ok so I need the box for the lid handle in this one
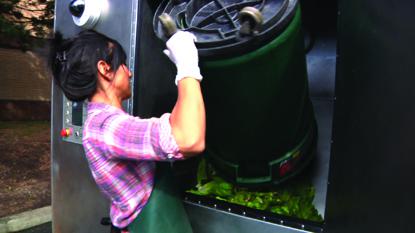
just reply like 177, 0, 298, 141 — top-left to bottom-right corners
158, 13, 178, 38
239, 7, 263, 36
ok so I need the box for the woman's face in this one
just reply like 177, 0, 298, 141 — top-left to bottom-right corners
113, 64, 132, 100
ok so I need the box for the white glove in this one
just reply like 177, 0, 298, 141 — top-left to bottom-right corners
163, 31, 203, 85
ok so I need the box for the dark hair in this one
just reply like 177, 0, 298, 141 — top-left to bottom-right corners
50, 30, 127, 101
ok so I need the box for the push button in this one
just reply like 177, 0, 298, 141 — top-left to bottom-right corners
61, 128, 73, 138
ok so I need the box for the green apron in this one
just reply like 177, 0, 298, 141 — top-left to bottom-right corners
128, 163, 194, 233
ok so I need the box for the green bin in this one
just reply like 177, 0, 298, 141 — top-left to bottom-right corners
154, 0, 316, 186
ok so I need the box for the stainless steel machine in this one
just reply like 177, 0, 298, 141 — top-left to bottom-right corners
52, 0, 175, 232
51, 0, 415, 233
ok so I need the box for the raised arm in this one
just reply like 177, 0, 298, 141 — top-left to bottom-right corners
163, 31, 206, 157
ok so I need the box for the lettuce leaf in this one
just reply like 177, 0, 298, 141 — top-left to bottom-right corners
186, 158, 323, 222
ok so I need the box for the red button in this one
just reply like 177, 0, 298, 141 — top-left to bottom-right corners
61, 128, 72, 137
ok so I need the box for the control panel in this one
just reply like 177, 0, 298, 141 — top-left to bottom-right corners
61, 96, 87, 144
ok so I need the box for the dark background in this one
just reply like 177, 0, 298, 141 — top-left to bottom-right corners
325, 1, 415, 233
299, 1, 415, 232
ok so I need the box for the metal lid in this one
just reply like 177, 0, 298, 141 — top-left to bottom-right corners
153, 0, 298, 59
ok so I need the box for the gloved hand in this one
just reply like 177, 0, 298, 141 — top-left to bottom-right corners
163, 31, 203, 85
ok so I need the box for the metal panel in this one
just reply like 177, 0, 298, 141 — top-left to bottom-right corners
310, 99, 333, 218
184, 202, 310, 233
52, 1, 140, 232
52, 88, 109, 233
325, 1, 415, 233
307, 35, 337, 217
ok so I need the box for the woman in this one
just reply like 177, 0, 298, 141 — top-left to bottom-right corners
51, 29, 205, 233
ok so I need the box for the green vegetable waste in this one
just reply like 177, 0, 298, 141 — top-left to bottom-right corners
186, 159, 323, 222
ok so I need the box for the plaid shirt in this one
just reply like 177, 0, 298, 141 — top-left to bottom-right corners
82, 102, 184, 228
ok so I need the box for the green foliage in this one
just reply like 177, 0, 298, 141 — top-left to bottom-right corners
187, 158, 323, 222
0, 0, 54, 48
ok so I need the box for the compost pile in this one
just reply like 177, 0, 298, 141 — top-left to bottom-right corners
187, 159, 323, 222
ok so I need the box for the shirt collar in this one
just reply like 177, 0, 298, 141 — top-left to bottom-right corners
87, 102, 126, 113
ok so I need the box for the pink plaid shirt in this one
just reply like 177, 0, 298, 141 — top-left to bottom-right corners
82, 102, 184, 228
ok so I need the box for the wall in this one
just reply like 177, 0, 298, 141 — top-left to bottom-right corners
0, 47, 51, 120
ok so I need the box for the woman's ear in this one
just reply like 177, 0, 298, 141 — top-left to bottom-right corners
97, 60, 113, 81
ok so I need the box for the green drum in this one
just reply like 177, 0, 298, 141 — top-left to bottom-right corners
154, 0, 316, 186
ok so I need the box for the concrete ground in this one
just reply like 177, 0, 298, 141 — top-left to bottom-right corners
0, 207, 51, 233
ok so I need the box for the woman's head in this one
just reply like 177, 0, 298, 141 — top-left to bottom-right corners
50, 30, 127, 101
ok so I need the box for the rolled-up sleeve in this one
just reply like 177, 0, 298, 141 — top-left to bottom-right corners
159, 113, 184, 160
101, 112, 184, 161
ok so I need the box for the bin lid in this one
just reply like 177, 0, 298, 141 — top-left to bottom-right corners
153, 0, 298, 59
